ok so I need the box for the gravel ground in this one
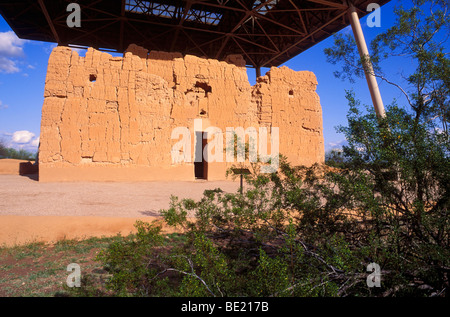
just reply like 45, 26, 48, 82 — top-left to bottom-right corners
0, 175, 240, 246
0, 175, 240, 217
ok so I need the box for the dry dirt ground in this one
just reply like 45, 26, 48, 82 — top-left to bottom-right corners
0, 159, 240, 247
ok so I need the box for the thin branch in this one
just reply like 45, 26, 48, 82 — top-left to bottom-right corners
372, 72, 413, 108
164, 268, 217, 297
154, 255, 217, 297
344, 54, 414, 108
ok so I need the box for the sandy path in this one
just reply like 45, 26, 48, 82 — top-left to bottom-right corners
0, 215, 175, 246
0, 175, 240, 217
0, 174, 240, 247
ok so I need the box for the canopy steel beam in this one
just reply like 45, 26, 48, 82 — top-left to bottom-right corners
37, 0, 60, 43
0, 0, 391, 68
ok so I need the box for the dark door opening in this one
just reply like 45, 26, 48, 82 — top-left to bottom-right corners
194, 131, 208, 179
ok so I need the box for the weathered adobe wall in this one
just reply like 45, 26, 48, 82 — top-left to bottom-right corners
38, 44, 324, 182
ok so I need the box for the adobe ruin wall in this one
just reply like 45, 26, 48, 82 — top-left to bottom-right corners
38, 44, 324, 182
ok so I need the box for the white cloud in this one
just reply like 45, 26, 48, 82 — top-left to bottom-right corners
1, 131, 39, 153
0, 56, 20, 73
0, 31, 26, 57
0, 31, 27, 74
12, 130, 35, 144
31, 137, 40, 147
326, 139, 348, 151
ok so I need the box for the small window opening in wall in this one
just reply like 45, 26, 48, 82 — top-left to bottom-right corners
289, 89, 294, 97
195, 82, 212, 96
89, 74, 97, 82
199, 109, 207, 116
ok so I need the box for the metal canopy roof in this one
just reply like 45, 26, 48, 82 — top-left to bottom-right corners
0, 0, 390, 68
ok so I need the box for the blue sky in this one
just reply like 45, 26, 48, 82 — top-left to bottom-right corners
0, 0, 410, 153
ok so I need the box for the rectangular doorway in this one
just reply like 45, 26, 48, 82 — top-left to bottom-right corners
194, 131, 208, 180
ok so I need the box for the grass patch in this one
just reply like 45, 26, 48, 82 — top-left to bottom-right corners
0, 235, 127, 297
0, 232, 187, 297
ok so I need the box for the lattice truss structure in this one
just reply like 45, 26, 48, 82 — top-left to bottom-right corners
0, 0, 389, 68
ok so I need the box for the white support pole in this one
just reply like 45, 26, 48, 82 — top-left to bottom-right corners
348, 4, 386, 118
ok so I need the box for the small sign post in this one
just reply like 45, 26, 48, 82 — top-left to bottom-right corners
231, 168, 251, 194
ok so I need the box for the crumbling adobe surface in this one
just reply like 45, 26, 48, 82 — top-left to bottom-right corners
39, 45, 324, 182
